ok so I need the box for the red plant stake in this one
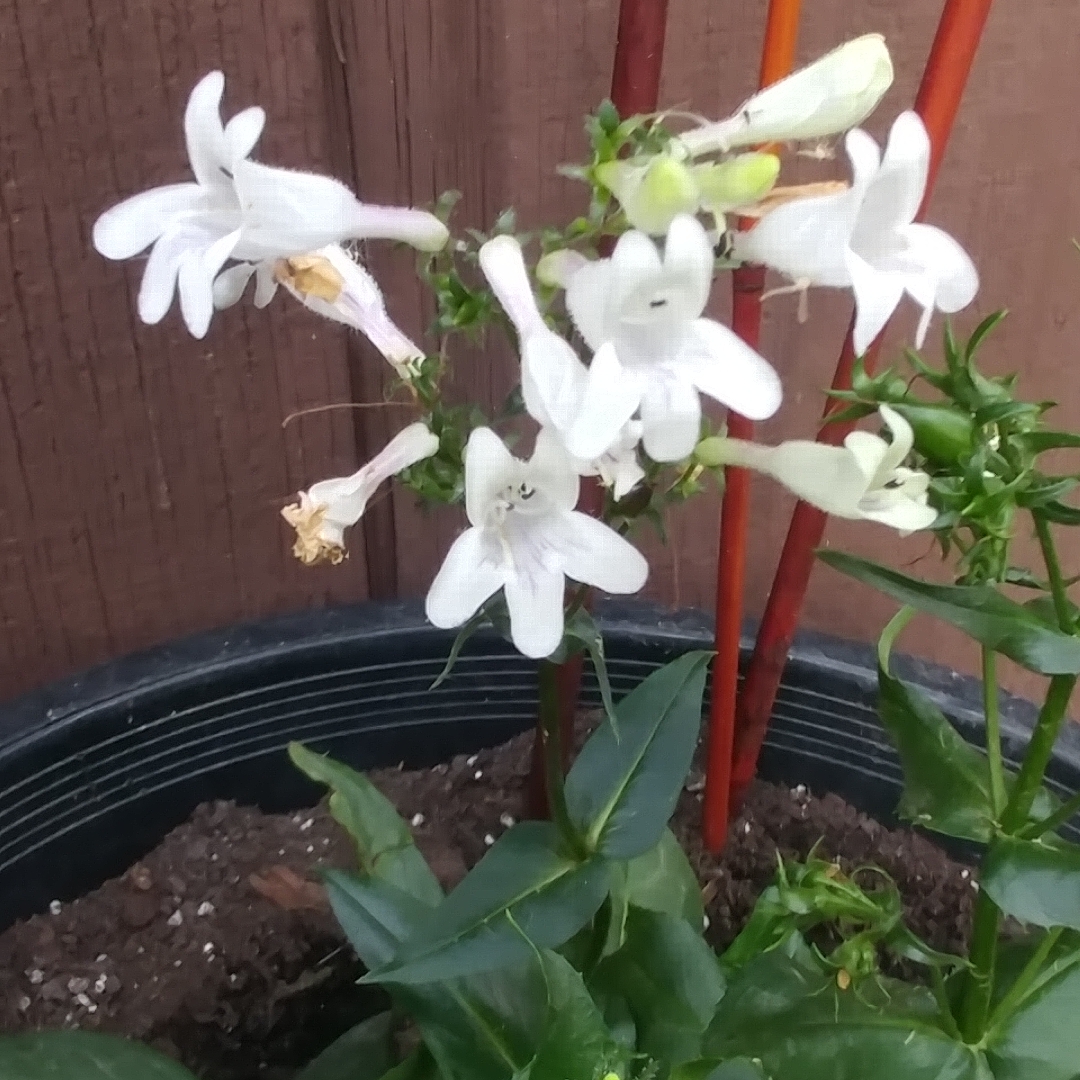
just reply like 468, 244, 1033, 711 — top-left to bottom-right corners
704, 0, 804, 854
727, 0, 995, 817
528, 0, 670, 817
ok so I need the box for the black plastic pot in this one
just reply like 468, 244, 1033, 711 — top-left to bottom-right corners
2, 600, 1078, 931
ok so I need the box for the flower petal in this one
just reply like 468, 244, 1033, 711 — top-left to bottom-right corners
212, 262, 256, 309
177, 228, 241, 338
426, 528, 506, 629
350, 205, 449, 252
842, 430, 890, 484
752, 440, 872, 518
640, 374, 702, 462
662, 214, 714, 319
895, 223, 979, 346
845, 249, 906, 356
137, 221, 220, 325
93, 183, 204, 260
464, 427, 516, 529
565, 343, 644, 461
536, 249, 591, 289
609, 229, 666, 316
224, 106, 266, 164
528, 428, 580, 512
184, 71, 229, 188
558, 511, 648, 594
566, 259, 616, 352
860, 497, 939, 535
504, 564, 566, 659
254, 261, 278, 307
681, 319, 782, 420
522, 331, 588, 431
875, 404, 915, 478
479, 235, 547, 340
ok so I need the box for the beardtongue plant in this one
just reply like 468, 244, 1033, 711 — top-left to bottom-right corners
8, 32, 1080, 1080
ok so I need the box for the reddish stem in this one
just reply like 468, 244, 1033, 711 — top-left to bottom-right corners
703, 0, 803, 854
527, 0, 669, 819
728, 0, 995, 815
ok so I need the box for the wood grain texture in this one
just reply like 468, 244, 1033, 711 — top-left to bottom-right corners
0, 0, 366, 698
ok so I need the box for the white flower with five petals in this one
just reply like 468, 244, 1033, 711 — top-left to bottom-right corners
425, 428, 648, 658
733, 111, 978, 356
282, 422, 439, 565
563, 214, 782, 462
704, 404, 938, 534
93, 71, 448, 339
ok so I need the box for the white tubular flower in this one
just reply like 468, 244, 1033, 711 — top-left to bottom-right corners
214, 244, 425, 378
679, 34, 894, 155
708, 404, 938, 534
565, 214, 782, 462
283, 422, 439, 566
478, 236, 640, 464
93, 71, 448, 339
733, 111, 979, 356
425, 428, 648, 659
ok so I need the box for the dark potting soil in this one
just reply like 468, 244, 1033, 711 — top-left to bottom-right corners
0, 724, 976, 1079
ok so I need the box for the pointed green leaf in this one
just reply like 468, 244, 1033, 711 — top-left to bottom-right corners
820, 551, 1080, 675
0, 1033, 198, 1080
289, 743, 442, 905
368, 821, 607, 984
562, 609, 618, 729
593, 907, 725, 1065
431, 606, 490, 689
566, 652, 712, 858
623, 827, 704, 929
1018, 431, 1080, 454
376, 1045, 439, 1080
294, 1012, 396, 1080
982, 836, 1080, 931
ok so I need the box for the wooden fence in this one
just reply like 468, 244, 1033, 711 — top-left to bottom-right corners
1, 0, 1078, 700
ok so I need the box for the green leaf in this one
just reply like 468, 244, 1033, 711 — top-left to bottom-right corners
1018, 431, 1080, 454
289, 744, 443, 906
593, 907, 725, 1065
1034, 500, 1080, 526
819, 551, 1080, 675
877, 665, 997, 842
561, 609, 618, 730
0, 1033, 198, 1080
566, 651, 712, 858
623, 827, 704, 929
987, 946, 1080, 1080
294, 1012, 396, 1080
430, 606, 490, 689
525, 951, 624, 1080
706, 936, 987, 1079
982, 835, 1080, 931
965, 309, 1008, 362
377, 1045, 440, 1080
367, 821, 608, 984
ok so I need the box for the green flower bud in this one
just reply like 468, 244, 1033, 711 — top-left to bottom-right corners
596, 155, 699, 235
693, 435, 732, 468
888, 402, 975, 467
694, 152, 781, 214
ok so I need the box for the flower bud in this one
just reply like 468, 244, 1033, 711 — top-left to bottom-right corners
679, 34, 893, 155
596, 155, 700, 235
693, 435, 733, 468
888, 402, 975, 467
694, 152, 780, 215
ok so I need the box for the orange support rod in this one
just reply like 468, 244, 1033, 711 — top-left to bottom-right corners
703, 0, 803, 853
728, 0, 995, 816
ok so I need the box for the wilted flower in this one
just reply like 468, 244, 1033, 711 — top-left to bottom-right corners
679, 34, 894, 155
283, 422, 439, 565
425, 428, 648, 658
699, 404, 937, 534
564, 214, 782, 461
93, 71, 448, 339
734, 111, 978, 355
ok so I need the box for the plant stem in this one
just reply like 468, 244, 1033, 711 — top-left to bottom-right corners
982, 647, 1007, 816
1034, 515, 1074, 632
537, 659, 585, 855
958, 889, 1001, 1042
985, 927, 1064, 1033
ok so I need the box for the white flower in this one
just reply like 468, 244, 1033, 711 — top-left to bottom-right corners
706, 404, 938, 534
93, 71, 448, 339
283, 422, 439, 565
425, 428, 648, 658
214, 244, 425, 378
733, 111, 979, 356
564, 214, 782, 462
572, 421, 646, 501
678, 34, 894, 155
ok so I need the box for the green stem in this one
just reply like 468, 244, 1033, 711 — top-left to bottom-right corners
958, 889, 1002, 1042
1034, 515, 1074, 632
1019, 787, 1080, 840
537, 660, 585, 856
985, 927, 1064, 1034
982, 647, 1007, 816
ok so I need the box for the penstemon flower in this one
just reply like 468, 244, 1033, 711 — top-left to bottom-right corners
425, 428, 648, 658
282, 422, 440, 566
699, 404, 938, 534
733, 111, 979, 355
678, 34, 894, 155
93, 71, 448, 339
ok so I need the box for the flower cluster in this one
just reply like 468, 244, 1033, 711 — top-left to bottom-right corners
94, 35, 978, 659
